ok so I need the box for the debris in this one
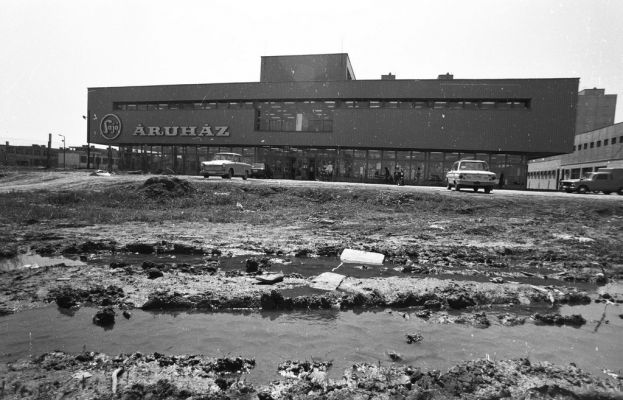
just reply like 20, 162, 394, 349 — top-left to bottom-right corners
311, 272, 346, 291
490, 277, 504, 284
244, 257, 271, 274
424, 299, 442, 310
147, 268, 164, 279
406, 333, 423, 344
415, 310, 431, 319
497, 313, 526, 326
245, 258, 261, 273
331, 262, 344, 272
111, 367, 124, 394
255, 273, 284, 285
472, 312, 491, 328
402, 264, 430, 274
93, 307, 116, 327
278, 360, 332, 379
602, 369, 621, 380
339, 249, 384, 265
122, 310, 131, 319
532, 313, 586, 327
387, 351, 402, 361
530, 285, 556, 304
71, 371, 93, 380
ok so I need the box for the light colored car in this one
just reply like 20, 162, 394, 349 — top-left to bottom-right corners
446, 159, 497, 193
200, 153, 252, 179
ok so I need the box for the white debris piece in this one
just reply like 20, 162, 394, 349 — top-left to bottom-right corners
311, 272, 346, 291
340, 249, 384, 265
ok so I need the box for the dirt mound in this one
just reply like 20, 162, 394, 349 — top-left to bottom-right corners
139, 176, 195, 197
6, 351, 619, 399
48, 285, 125, 308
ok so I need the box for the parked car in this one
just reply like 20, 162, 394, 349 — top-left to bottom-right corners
89, 170, 112, 176
560, 168, 623, 194
200, 153, 252, 179
446, 159, 497, 193
249, 162, 273, 179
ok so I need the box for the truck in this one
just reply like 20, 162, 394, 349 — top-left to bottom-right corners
560, 168, 623, 195
446, 159, 498, 193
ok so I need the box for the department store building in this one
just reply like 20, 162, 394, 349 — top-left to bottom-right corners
87, 53, 579, 187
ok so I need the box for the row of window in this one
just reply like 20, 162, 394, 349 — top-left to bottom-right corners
254, 101, 335, 132
576, 136, 621, 151
2, 147, 47, 155
113, 98, 531, 112
118, 145, 527, 184
528, 170, 557, 179
529, 165, 609, 181
112, 99, 531, 134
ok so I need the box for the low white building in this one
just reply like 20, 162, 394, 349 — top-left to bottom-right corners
57, 146, 119, 170
528, 122, 623, 190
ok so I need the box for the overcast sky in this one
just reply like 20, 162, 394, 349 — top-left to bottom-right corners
1, 0, 622, 148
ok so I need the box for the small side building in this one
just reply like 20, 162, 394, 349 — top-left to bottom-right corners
528, 122, 623, 190
528, 88, 621, 190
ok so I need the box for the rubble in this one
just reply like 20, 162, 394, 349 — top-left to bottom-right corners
532, 313, 587, 327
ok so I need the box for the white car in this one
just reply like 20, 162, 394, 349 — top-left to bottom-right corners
446, 159, 497, 193
200, 153, 252, 179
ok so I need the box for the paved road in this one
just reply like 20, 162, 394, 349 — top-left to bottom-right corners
1, 170, 621, 201
235, 177, 623, 201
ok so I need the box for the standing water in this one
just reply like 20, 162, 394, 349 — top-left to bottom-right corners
1, 298, 621, 384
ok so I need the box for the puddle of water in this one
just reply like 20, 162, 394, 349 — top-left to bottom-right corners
89, 254, 599, 290
0, 254, 85, 272
92, 254, 406, 279
1, 302, 621, 384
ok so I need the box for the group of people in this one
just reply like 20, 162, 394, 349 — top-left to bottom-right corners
384, 166, 405, 186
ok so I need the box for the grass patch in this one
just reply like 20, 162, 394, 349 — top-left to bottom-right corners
1, 181, 622, 228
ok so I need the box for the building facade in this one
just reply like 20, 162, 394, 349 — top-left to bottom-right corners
57, 146, 119, 170
1, 144, 58, 168
575, 88, 617, 134
527, 122, 623, 190
87, 54, 579, 187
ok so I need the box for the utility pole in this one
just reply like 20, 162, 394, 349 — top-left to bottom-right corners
47, 133, 51, 169
85, 110, 91, 169
107, 145, 112, 173
58, 134, 66, 169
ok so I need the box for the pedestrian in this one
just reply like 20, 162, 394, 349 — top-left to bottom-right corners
384, 167, 391, 184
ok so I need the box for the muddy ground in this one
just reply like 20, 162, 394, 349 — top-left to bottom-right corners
1, 170, 622, 399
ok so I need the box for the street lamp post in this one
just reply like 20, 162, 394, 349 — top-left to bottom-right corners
83, 112, 91, 169
58, 134, 66, 169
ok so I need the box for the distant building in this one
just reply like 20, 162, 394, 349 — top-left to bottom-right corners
0, 142, 120, 171
0, 144, 58, 168
57, 146, 119, 170
527, 122, 623, 190
87, 53, 580, 187
575, 88, 617, 134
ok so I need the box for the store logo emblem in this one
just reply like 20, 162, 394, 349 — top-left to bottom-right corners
100, 114, 122, 140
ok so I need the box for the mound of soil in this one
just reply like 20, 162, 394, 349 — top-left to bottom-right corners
139, 176, 195, 197
49, 285, 125, 309
3, 351, 620, 399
